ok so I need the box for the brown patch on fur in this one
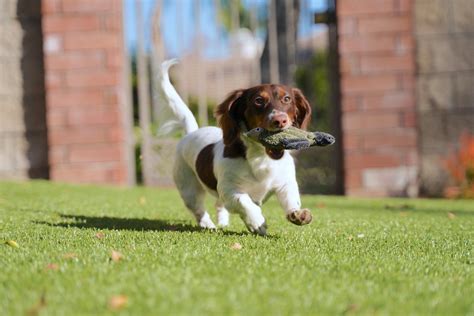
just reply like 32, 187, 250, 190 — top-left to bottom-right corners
196, 143, 218, 191
292, 88, 312, 129
215, 89, 247, 158
265, 148, 284, 160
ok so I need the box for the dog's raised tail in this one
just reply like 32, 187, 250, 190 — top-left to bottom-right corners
157, 59, 198, 135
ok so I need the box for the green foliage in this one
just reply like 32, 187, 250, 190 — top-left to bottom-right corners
187, 95, 218, 127
295, 51, 330, 131
294, 51, 338, 194
1, 181, 473, 315
218, 0, 254, 31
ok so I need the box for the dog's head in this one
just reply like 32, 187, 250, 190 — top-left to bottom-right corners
215, 84, 312, 159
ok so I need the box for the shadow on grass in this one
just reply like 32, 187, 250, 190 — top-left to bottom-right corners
35, 214, 276, 238
383, 204, 474, 217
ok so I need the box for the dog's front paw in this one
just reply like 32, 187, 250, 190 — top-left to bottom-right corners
287, 209, 312, 226
246, 221, 267, 236
241, 214, 267, 236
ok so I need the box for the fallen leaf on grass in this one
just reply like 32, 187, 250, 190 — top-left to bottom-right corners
111, 250, 123, 262
139, 196, 146, 205
317, 203, 326, 208
95, 232, 105, 239
45, 263, 59, 271
63, 253, 78, 260
26, 293, 46, 316
347, 235, 353, 241
5, 240, 19, 248
357, 234, 365, 238
448, 212, 456, 219
108, 295, 128, 311
343, 303, 359, 314
230, 242, 242, 250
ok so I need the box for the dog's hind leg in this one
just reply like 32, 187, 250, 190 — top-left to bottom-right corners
173, 161, 216, 229
215, 199, 230, 228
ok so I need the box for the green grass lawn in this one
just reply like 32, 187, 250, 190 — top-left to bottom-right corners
1, 181, 473, 315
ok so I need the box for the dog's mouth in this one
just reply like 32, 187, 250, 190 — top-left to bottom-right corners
265, 148, 284, 160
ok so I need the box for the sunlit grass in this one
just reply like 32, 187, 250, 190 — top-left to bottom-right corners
1, 181, 472, 315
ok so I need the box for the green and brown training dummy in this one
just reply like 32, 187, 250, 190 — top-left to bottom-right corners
244, 126, 335, 151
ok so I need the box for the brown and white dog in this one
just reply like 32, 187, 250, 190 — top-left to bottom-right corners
159, 60, 313, 236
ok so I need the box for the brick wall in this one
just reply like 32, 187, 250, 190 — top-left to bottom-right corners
42, 0, 134, 185
0, 0, 48, 179
415, 0, 474, 196
337, 0, 418, 196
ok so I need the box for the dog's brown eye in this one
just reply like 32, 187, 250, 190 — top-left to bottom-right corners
283, 95, 291, 103
255, 97, 265, 106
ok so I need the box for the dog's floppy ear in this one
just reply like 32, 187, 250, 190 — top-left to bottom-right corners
215, 89, 246, 146
292, 88, 312, 130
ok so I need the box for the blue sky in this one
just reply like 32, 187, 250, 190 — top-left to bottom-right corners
124, 0, 327, 58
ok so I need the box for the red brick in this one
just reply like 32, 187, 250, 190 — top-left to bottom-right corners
341, 96, 360, 112
43, 0, 129, 186
106, 51, 123, 68
399, 73, 415, 91
341, 75, 399, 94
69, 144, 122, 163
344, 134, 362, 150
343, 111, 401, 131
104, 13, 122, 31
67, 107, 119, 126
345, 152, 404, 169
339, 35, 396, 54
61, 0, 113, 12
45, 72, 64, 89
46, 108, 67, 127
362, 129, 417, 148
48, 90, 104, 108
361, 92, 414, 110
49, 147, 68, 164
43, 15, 101, 32
63, 32, 120, 50
46, 52, 104, 70
340, 55, 360, 75
107, 127, 124, 142
104, 90, 120, 105
66, 70, 119, 88
360, 55, 414, 73
110, 167, 126, 182
397, 0, 413, 12
338, 17, 357, 35
345, 170, 362, 187
42, 0, 61, 14
51, 165, 115, 184
338, 0, 395, 16
401, 109, 417, 128
396, 35, 414, 53
49, 127, 119, 145
358, 16, 411, 34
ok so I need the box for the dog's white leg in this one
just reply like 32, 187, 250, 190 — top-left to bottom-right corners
174, 158, 216, 229
215, 199, 230, 228
275, 180, 312, 226
222, 193, 266, 236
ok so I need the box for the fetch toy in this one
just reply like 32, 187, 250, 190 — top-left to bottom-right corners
244, 126, 335, 150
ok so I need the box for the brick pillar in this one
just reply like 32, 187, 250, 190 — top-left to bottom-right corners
42, 0, 134, 185
0, 1, 48, 180
337, 0, 418, 196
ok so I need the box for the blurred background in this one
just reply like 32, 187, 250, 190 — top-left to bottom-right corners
0, 0, 473, 198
